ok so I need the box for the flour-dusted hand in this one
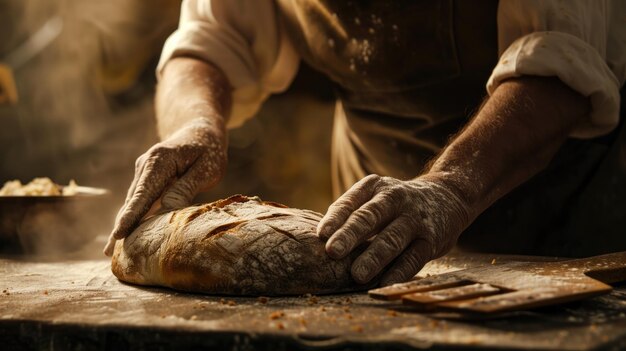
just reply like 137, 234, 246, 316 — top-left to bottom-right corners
318, 174, 470, 286
103, 118, 227, 256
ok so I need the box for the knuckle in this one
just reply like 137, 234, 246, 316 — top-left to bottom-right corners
351, 207, 379, 229
134, 154, 147, 169
327, 203, 351, 222
382, 228, 408, 253
337, 225, 360, 244
363, 174, 380, 183
364, 252, 382, 270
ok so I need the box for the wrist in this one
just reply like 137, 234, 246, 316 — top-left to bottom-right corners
407, 175, 474, 233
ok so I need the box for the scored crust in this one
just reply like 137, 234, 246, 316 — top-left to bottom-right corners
111, 195, 368, 295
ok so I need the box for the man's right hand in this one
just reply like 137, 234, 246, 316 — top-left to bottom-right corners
103, 118, 227, 256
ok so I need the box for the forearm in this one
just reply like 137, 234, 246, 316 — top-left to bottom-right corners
422, 76, 590, 220
156, 56, 232, 140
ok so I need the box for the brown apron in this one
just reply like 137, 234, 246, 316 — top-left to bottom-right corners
275, 0, 626, 257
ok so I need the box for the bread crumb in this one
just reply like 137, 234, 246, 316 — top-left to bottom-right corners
491, 259, 497, 265
276, 322, 285, 330
43, 290, 49, 295
270, 311, 285, 320
307, 295, 319, 305
386, 310, 398, 317
190, 315, 198, 320
257, 296, 269, 304
227, 300, 236, 306
351, 325, 364, 333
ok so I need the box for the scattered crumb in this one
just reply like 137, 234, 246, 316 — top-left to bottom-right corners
270, 311, 285, 320
491, 258, 497, 265
219, 298, 236, 306
43, 290, 49, 295
345, 297, 352, 304
345, 313, 353, 320
318, 307, 327, 312
257, 296, 269, 304
276, 322, 285, 330
298, 318, 307, 326
190, 315, 198, 320
386, 310, 398, 317
351, 325, 364, 333
307, 295, 319, 305
342, 306, 351, 312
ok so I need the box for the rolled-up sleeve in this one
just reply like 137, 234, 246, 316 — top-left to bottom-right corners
488, 0, 626, 138
157, 0, 300, 128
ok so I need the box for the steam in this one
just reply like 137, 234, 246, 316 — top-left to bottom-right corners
0, 0, 180, 258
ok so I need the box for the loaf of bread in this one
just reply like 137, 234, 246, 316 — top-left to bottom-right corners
111, 195, 369, 295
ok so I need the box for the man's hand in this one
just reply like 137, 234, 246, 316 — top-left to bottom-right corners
103, 118, 226, 256
103, 57, 231, 256
318, 174, 470, 286
318, 76, 589, 286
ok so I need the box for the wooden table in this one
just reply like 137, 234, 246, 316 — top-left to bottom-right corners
1, 251, 625, 350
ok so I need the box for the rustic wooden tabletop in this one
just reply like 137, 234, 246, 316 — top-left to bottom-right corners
1, 251, 625, 350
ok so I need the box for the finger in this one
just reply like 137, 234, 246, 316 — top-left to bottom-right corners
161, 159, 209, 209
104, 156, 148, 256
317, 174, 380, 239
115, 155, 148, 224
350, 217, 415, 284
379, 239, 435, 286
110, 156, 175, 240
103, 234, 117, 256
325, 190, 396, 259
125, 155, 148, 203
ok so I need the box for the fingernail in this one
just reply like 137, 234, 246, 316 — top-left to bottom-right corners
330, 240, 346, 256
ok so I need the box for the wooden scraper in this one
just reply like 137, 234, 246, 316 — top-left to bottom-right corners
369, 251, 626, 314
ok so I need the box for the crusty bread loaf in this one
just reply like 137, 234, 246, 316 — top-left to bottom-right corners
112, 195, 368, 295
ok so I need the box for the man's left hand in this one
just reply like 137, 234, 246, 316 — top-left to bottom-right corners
318, 174, 470, 286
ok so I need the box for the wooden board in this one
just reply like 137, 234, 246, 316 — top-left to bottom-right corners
1, 251, 626, 350
371, 252, 626, 314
